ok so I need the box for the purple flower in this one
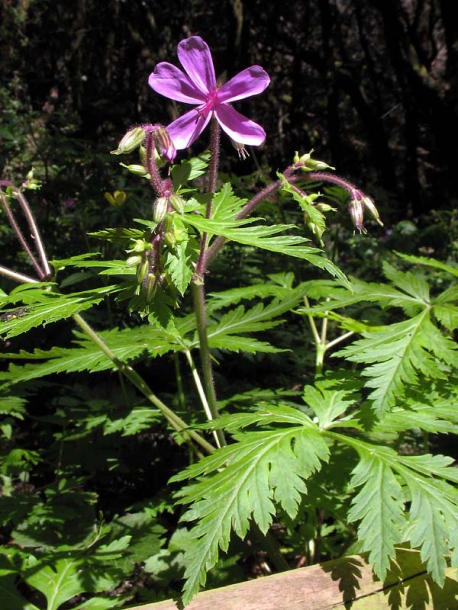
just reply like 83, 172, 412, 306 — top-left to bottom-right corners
148, 36, 270, 150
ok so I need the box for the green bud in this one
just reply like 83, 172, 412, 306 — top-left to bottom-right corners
153, 197, 169, 223
294, 151, 312, 164
163, 231, 177, 248
144, 273, 158, 302
315, 203, 334, 213
128, 239, 150, 253
169, 193, 184, 214
294, 149, 335, 172
23, 168, 42, 190
362, 197, 383, 226
125, 255, 142, 267
136, 258, 149, 283
111, 126, 145, 155
119, 163, 149, 177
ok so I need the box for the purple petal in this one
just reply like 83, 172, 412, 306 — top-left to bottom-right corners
177, 36, 216, 96
218, 66, 270, 103
148, 63, 206, 104
166, 108, 212, 149
215, 104, 266, 146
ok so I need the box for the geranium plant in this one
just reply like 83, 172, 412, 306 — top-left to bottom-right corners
0, 35, 457, 609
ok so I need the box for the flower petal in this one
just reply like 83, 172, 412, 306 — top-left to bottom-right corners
215, 104, 266, 146
148, 63, 206, 104
177, 36, 216, 96
166, 108, 212, 149
218, 66, 270, 103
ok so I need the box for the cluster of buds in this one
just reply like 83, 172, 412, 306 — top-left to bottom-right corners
348, 189, 383, 234
152, 193, 184, 224
111, 125, 175, 161
111, 124, 176, 180
293, 150, 334, 172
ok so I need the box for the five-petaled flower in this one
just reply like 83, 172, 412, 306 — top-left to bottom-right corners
148, 36, 270, 151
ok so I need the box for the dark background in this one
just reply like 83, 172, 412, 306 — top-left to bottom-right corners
1, 0, 457, 225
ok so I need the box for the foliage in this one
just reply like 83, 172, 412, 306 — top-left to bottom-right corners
1, 29, 458, 609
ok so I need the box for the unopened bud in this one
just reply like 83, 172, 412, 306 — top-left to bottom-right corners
23, 168, 41, 191
154, 127, 176, 164
126, 255, 142, 267
306, 221, 325, 242
315, 203, 334, 213
128, 239, 150, 253
119, 163, 149, 177
136, 258, 149, 283
294, 150, 334, 172
111, 126, 145, 155
163, 231, 177, 248
169, 193, 184, 214
362, 197, 383, 226
144, 272, 158, 302
153, 197, 169, 223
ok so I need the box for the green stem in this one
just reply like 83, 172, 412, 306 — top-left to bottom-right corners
184, 348, 222, 448
191, 283, 226, 448
72, 312, 215, 456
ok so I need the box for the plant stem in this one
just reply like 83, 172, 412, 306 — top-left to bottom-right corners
191, 283, 226, 448
14, 187, 52, 278
0, 189, 46, 279
72, 312, 215, 456
0, 265, 39, 284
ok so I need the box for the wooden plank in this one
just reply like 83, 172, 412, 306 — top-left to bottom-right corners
127, 549, 458, 610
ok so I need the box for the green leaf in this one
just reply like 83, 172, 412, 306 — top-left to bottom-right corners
170, 405, 329, 604
0, 551, 40, 610
347, 450, 406, 578
396, 252, 458, 278
302, 382, 358, 430
171, 152, 210, 188
0, 325, 181, 387
165, 238, 194, 295
181, 210, 347, 284
336, 312, 458, 415
332, 433, 458, 586
0, 284, 119, 339
23, 536, 131, 610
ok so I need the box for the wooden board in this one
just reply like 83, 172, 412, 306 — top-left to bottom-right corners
127, 549, 458, 609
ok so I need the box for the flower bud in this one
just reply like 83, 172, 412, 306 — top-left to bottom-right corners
128, 239, 150, 253
111, 126, 145, 155
125, 255, 142, 267
23, 168, 42, 191
315, 203, 334, 213
294, 150, 334, 172
144, 272, 158, 302
362, 197, 383, 226
153, 197, 169, 223
119, 163, 149, 177
169, 193, 184, 214
163, 231, 177, 248
136, 258, 149, 283
154, 127, 176, 164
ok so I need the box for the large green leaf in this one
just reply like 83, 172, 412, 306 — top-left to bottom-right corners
170, 405, 330, 604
